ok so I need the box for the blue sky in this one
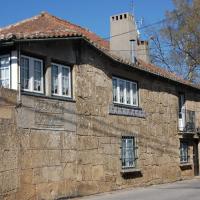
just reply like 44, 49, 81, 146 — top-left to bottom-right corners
0, 0, 174, 39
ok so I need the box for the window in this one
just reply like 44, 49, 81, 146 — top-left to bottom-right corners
21, 55, 43, 93
51, 63, 71, 97
121, 136, 137, 169
180, 142, 189, 164
112, 77, 138, 106
0, 55, 10, 88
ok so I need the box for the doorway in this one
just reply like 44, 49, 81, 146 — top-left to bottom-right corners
193, 140, 199, 176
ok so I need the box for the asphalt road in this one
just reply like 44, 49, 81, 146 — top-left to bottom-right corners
73, 178, 200, 200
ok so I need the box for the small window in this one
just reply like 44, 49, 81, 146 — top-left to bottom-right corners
51, 63, 71, 98
116, 16, 118, 20
124, 14, 127, 19
112, 77, 138, 106
21, 55, 43, 93
120, 15, 123, 20
0, 55, 10, 88
180, 141, 189, 164
121, 136, 137, 169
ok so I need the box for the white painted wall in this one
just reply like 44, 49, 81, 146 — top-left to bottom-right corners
110, 13, 138, 62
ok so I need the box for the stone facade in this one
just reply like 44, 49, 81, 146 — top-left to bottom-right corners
0, 39, 200, 200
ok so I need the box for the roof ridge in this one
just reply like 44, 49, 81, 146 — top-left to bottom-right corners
42, 12, 108, 44
0, 13, 43, 32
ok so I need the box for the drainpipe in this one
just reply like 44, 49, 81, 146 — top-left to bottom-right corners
17, 44, 22, 106
130, 39, 136, 64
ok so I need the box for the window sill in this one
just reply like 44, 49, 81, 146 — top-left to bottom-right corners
178, 131, 196, 135
113, 102, 141, 110
121, 168, 141, 174
22, 91, 76, 102
180, 163, 192, 169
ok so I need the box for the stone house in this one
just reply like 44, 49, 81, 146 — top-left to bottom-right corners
0, 12, 200, 200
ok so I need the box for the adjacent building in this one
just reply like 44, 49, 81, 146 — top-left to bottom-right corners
0, 12, 199, 200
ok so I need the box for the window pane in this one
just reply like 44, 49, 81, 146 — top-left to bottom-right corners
0, 56, 10, 88
34, 60, 42, 91
112, 77, 138, 106
52, 65, 58, 94
119, 80, 125, 103
180, 142, 188, 163
112, 78, 118, 102
132, 83, 137, 105
21, 57, 29, 90
122, 137, 135, 168
62, 67, 70, 96
122, 139, 126, 167
126, 81, 131, 104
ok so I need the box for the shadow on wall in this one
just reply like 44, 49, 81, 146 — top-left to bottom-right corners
122, 171, 143, 179
0, 92, 180, 157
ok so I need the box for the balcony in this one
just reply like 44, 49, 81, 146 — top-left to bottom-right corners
178, 109, 196, 133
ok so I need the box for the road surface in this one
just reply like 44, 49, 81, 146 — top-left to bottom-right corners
73, 178, 200, 200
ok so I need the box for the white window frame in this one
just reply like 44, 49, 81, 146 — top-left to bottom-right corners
51, 63, 71, 98
121, 136, 138, 169
21, 55, 44, 94
0, 54, 10, 89
112, 77, 138, 106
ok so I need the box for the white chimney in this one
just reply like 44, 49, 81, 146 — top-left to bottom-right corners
110, 12, 150, 63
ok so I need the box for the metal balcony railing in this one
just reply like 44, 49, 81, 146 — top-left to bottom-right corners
179, 109, 196, 133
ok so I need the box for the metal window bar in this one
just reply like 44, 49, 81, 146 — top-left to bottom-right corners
185, 110, 196, 132
121, 136, 138, 169
179, 109, 196, 132
180, 142, 189, 164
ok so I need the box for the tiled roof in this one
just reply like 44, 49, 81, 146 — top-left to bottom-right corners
0, 12, 109, 49
0, 12, 199, 90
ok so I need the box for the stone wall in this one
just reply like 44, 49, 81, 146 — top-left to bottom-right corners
74, 43, 200, 195
0, 89, 19, 199
0, 89, 79, 200
74, 62, 181, 195
0, 40, 200, 199
16, 95, 77, 200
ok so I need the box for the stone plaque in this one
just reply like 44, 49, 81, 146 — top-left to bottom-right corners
34, 100, 64, 128
109, 104, 146, 118
34, 100, 64, 113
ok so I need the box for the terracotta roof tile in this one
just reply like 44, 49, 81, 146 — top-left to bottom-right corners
0, 12, 199, 90
0, 12, 109, 49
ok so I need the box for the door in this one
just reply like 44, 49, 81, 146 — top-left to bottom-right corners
178, 93, 186, 131
193, 141, 199, 176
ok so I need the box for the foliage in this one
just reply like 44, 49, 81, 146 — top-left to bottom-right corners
149, 0, 200, 83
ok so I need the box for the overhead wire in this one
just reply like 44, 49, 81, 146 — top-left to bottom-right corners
96, 5, 198, 43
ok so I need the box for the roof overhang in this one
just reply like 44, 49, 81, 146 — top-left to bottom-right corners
0, 36, 199, 91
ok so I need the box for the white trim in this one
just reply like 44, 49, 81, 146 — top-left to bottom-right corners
51, 63, 71, 98
112, 76, 138, 107
178, 94, 186, 131
0, 54, 11, 89
11, 51, 18, 90
21, 55, 44, 94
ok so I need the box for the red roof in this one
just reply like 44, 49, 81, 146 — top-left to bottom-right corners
0, 12, 199, 90
0, 12, 109, 49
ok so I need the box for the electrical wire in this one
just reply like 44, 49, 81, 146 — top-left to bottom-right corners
109, 43, 172, 53
97, 6, 195, 42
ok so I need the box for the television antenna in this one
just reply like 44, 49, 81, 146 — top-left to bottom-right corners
130, 0, 135, 16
